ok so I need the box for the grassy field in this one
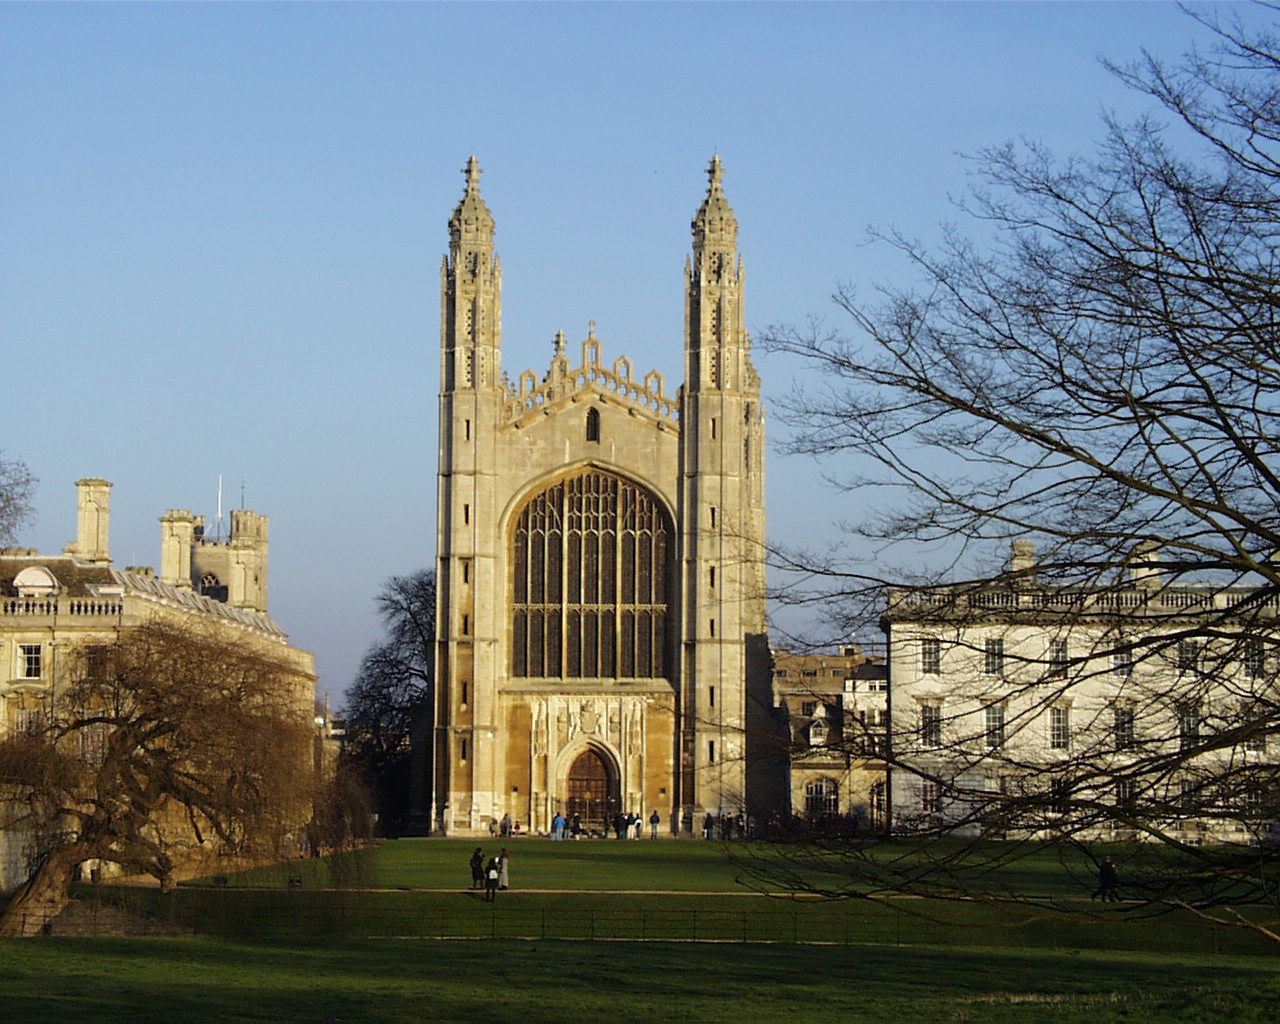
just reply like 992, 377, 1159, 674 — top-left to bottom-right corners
3, 936, 1279, 1023
221, 835, 757, 891
210, 835, 1106, 895
4, 838, 1279, 1022
66, 838, 1273, 956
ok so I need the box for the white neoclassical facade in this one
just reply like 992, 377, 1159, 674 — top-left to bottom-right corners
430, 158, 774, 836
883, 541, 1279, 842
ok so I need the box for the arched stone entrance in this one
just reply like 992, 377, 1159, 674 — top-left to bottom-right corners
565, 746, 620, 831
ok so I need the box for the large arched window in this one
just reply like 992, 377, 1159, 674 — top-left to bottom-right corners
512, 469, 672, 679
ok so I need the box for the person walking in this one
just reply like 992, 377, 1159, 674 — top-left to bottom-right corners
484, 858, 500, 902
1092, 855, 1121, 901
498, 848, 510, 890
649, 809, 661, 839
469, 847, 484, 890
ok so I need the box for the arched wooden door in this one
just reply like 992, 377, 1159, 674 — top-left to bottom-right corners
565, 747, 619, 830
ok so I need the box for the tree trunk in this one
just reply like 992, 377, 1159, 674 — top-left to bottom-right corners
0, 850, 79, 937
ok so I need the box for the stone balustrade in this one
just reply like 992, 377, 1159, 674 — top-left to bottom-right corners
887, 585, 1280, 617
0, 597, 124, 618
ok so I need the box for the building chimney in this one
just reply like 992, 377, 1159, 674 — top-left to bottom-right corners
1010, 540, 1036, 584
1129, 540, 1162, 589
64, 478, 112, 564
159, 510, 196, 589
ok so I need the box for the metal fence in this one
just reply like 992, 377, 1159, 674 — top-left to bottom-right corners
68, 886, 1276, 957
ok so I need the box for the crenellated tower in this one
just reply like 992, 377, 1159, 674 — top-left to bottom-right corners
435, 156, 505, 832
678, 156, 770, 822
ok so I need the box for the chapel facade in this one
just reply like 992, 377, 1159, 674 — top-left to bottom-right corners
431, 157, 773, 836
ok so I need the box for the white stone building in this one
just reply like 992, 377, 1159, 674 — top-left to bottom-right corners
883, 541, 1278, 842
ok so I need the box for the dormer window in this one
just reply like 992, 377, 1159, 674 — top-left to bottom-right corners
14, 566, 58, 598
809, 719, 828, 746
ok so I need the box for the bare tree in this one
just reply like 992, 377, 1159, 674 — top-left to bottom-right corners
342, 570, 435, 835
0, 621, 314, 936
0, 453, 35, 546
757, 8, 1280, 938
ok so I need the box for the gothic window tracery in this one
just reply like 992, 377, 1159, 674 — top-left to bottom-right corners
200, 573, 228, 603
512, 470, 672, 680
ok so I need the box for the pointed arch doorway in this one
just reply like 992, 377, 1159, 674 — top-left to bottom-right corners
565, 747, 620, 830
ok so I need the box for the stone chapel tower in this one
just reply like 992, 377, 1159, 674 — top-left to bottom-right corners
430, 157, 770, 836
434, 156, 505, 831
679, 156, 770, 818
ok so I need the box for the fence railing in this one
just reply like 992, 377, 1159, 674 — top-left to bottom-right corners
65, 886, 1276, 957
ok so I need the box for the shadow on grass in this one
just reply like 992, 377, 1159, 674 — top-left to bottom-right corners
2, 937, 1279, 1023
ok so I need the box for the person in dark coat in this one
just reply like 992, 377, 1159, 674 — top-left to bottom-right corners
469, 847, 484, 890
484, 858, 500, 902
1092, 855, 1120, 901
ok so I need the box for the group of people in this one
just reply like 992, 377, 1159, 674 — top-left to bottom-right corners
542, 810, 664, 839
470, 846, 510, 901
548, 812, 583, 839
702, 811, 751, 840
490, 814, 517, 838
608, 810, 661, 840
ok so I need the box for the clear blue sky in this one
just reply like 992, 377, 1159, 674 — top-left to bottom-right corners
1, 2, 1252, 701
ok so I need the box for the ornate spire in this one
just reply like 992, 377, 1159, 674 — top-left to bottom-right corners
449, 155, 495, 253
691, 154, 738, 257
441, 156, 502, 390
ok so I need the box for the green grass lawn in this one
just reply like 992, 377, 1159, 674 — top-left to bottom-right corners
64, 838, 1274, 958
200, 834, 1116, 895
3, 936, 1278, 1023
220, 836, 755, 891
5, 839, 1277, 1022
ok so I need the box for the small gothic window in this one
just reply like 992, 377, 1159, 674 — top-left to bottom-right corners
586, 407, 601, 443
200, 573, 228, 603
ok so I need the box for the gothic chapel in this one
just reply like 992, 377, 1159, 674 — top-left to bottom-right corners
432, 157, 773, 836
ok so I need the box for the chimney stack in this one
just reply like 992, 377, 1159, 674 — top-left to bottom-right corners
159, 510, 197, 589
64, 478, 112, 564
1010, 540, 1036, 584
1129, 540, 1162, 589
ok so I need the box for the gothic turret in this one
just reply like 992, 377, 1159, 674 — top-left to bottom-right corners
434, 156, 505, 835
678, 156, 770, 823
441, 156, 502, 392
